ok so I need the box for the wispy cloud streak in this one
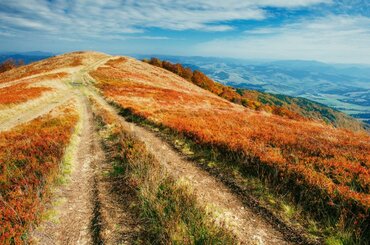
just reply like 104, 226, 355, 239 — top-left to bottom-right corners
0, 0, 330, 39
196, 15, 370, 63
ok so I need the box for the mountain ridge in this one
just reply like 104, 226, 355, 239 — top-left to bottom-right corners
2, 51, 369, 127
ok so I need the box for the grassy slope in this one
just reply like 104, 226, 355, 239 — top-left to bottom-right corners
91, 56, 370, 244
0, 102, 78, 244
144, 58, 365, 131
90, 98, 236, 244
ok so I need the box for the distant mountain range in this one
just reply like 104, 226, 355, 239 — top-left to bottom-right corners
136, 55, 370, 125
0, 51, 53, 64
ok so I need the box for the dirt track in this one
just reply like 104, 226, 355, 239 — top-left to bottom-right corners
2, 54, 294, 244
86, 87, 290, 244
31, 94, 96, 244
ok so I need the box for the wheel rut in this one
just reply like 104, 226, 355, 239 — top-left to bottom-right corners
30, 94, 96, 244
25, 56, 299, 244
88, 91, 291, 245
30, 61, 141, 244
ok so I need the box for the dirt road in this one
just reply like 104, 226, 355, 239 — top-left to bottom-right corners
1, 55, 295, 244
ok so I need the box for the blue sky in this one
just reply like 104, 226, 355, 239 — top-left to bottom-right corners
0, 0, 369, 64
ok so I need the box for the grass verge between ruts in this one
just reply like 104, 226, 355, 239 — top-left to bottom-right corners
90, 98, 237, 244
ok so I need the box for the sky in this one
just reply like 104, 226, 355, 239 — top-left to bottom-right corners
0, 0, 369, 64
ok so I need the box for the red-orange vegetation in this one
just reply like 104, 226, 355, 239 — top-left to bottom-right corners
0, 53, 84, 84
0, 103, 78, 244
105, 57, 128, 68
0, 82, 52, 105
91, 65, 233, 120
91, 59, 370, 238
144, 58, 304, 120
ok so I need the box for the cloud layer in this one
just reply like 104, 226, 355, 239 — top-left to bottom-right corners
195, 15, 370, 64
1, 0, 369, 64
0, 0, 330, 38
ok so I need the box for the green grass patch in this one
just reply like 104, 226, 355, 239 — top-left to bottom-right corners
56, 106, 83, 185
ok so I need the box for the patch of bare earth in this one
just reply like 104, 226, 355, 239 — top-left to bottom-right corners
0, 91, 74, 132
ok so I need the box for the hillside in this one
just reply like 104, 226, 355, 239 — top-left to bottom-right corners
142, 55, 370, 126
143, 58, 365, 131
0, 51, 369, 244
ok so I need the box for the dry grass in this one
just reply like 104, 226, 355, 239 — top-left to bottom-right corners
0, 51, 107, 84
0, 82, 52, 105
91, 57, 370, 242
91, 98, 236, 244
0, 101, 79, 244
104, 57, 128, 68
0, 56, 79, 84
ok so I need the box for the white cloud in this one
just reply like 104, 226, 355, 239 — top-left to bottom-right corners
4, 0, 366, 64
0, 0, 330, 39
0, 15, 54, 31
195, 15, 370, 64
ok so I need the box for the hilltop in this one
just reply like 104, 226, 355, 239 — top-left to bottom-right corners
0, 51, 369, 244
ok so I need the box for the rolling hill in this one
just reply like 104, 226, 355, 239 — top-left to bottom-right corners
0, 51, 369, 244
138, 55, 370, 126
143, 58, 366, 131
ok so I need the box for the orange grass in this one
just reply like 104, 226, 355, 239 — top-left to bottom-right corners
0, 82, 52, 105
91, 60, 370, 240
104, 57, 128, 68
144, 58, 366, 131
0, 53, 82, 84
0, 103, 78, 244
